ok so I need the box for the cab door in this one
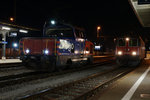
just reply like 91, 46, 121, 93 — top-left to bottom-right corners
74, 29, 85, 55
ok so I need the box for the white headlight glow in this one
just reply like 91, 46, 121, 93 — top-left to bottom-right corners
118, 51, 122, 55
132, 51, 137, 56
25, 49, 30, 54
44, 49, 49, 55
126, 37, 130, 41
84, 51, 90, 54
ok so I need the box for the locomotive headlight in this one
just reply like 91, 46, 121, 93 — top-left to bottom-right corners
84, 50, 90, 54
118, 51, 122, 55
75, 50, 79, 54
25, 49, 30, 54
44, 49, 49, 55
126, 37, 130, 41
132, 51, 137, 56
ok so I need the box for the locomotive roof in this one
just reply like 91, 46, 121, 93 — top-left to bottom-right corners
116, 32, 141, 38
44, 21, 85, 31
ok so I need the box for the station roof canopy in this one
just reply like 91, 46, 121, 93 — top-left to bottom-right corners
129, 0, 150, 27
0, 20, 40, 32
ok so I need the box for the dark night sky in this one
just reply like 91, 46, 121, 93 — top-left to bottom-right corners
0, 0, 144, 41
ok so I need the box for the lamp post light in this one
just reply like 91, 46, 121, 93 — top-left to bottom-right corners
10, 17, 14, 22
51, 20, 56, 25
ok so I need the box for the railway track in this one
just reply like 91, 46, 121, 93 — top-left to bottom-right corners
0, 63, 22, 69
0, 71, 42, 88
0, 64, 35, 80
0, 60, 114, 89
19, 65, 136, 100
0, 60, 116, 100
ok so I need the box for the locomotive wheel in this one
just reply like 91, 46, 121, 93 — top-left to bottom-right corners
66, 59, 73, 69
130, 60, 140, 67
116, 59, 128, 66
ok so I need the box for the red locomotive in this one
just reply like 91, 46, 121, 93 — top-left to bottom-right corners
19, 21, 94, 71
115, 36, 145, 66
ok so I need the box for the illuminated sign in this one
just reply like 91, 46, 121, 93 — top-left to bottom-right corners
9, 32, 17, 37
138, 0, 150, 4
19, 29, 28, 33
95, 46, 101, 50
0, 41, 8, 44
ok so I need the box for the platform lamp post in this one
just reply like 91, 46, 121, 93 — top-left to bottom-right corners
96, 26, 101, 55
97, 26, 101, 45
0, 27, 11, 59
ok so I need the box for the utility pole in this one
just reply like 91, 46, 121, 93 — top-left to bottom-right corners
97, 26, 101, 45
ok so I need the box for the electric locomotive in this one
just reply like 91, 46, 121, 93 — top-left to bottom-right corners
19, 21, 94, 71
115, 36, 145, 66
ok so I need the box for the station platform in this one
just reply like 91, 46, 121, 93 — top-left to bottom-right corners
0, 55, 113, 65
93, 55, 114, 58
0, 59, 22, 64
93, 59, 150, 100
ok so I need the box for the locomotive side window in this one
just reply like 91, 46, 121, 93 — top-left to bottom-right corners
129, 38, 138, 46
118, 39, 125, 46
90, 44, 94, 54
75, 29, 85, 39
46, 28, 74, 38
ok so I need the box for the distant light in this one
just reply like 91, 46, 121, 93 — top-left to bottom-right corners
10, 17, 14, 22
13, 43, 18, 48
19, 29, 28, 33
51, 20, 55, 25
2, 26, 11, 30
97, 26, 101, 30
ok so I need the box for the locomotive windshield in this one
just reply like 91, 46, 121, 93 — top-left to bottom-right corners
118, 39, 125, 46
129, 38, 138, 46
46, 28, 74, 38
